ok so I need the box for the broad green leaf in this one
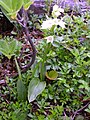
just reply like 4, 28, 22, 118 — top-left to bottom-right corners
0, 38, 22, 59
0, 40, 9, 51
46, 70, 58, 80
17, 80, 26, 101
12, 0, 23, 12
0, 48, 11, 59
0, 40, 10, 58
0, 0, 12, 13
7, 12, 17, 19
0, 0, 33, 19
0, 0, 23, 19
0, 5, 13, 22
28, 78, 46, 102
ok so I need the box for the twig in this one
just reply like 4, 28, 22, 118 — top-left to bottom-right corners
64, 111, 67, 120
71, 102, 90, 120
17, 7, 36, 73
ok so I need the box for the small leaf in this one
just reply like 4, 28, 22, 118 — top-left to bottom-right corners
17, 80, 26, 101
46, 70, 58, 80
28, 78, 46, 102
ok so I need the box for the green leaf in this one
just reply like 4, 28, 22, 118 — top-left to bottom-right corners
0, 40, 11, 59
17, 80, 26, 101
9, 40, 17, 54
28, 78, 46, 102
0, 0, 12, 13
46, 70, 58, 80
23, 0, 34, 10
0, 6, 12, 22
0, 40, 9, 52
0, 0, 33, 19
0, 38, 21, 59
0, 0, 23, 19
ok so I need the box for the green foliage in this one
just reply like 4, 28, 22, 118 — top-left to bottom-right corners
0, 0, 34, 19
34, 7, 90, 116
1, 3, 90, 120
0, 101, 30, 120
0, 37, 21, 59
17, 79, 27, 101
32, 40, 54, 81
48, 105, 64, 120
28, 78, 46, 102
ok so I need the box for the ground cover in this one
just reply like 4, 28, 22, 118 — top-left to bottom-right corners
0, 0, 90, 120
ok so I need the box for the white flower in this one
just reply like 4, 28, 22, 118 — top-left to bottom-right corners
58, 7, 64, 13
52, 4, 64, 18
53, 18, 65, 28
45, 36, 54, 44
53, 18, 59, 25
58, 20, 65, 28
52, 11, 61, 18
53, 4, 64, 13
41, 17, 65, 30
41, 19, 54, 29
53, 4, 59, 11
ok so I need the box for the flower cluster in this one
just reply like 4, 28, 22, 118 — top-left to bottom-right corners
41, 4, 65, 30
41, 18, 65, 30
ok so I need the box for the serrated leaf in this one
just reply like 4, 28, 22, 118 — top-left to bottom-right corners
28, 78, 46, 102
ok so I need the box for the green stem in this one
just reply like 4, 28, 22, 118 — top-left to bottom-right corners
40, 43, 50, 80
14, 57, 22, 80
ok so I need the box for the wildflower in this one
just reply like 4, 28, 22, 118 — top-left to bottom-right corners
57, 19, 65, 28
53, 4, 64, 13
52, 4, 64, 18
53, 18, 65, 28
41, 17, 65, 30
41, 18, 54, 29
45, 36, 54, 44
